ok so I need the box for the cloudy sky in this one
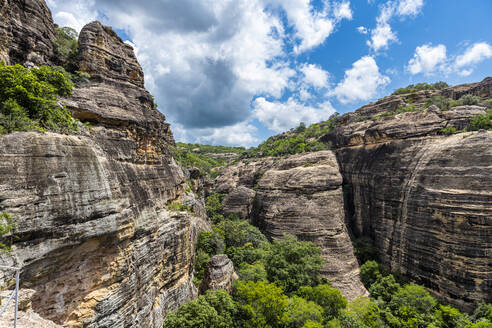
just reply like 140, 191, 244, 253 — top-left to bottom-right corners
47, 0, 492, 146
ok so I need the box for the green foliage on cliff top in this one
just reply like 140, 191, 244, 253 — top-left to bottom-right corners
243, 113, 339, 158
392, 81, 449, 95
172, 143, 244, 178
0, 64, 78, 135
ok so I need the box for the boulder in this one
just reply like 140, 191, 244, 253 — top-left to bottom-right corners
199, 255, 238, 294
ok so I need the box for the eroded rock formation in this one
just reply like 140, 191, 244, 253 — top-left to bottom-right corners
325, 80, 492, 310
215, 151, 368, 299
199, 254, 238, 294
0, 0, 56, 65
0, 2, 201, 326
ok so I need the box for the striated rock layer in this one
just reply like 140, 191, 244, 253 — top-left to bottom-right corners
325, 85, 492, 310
0, 1, 202, 326
0, 0, 56, 65
199, 254, 238, 294
215, 151, 368, 299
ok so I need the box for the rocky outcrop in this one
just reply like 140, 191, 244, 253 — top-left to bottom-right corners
222, 186, 256, 220
0, 131, 199, 327
215, 151, 367, 299
199, 254, 238, 294
62, 21, 175, 164
0, 2, 201, 326
326, 85, 492, 310
0, 0, 56, 66
0, 289, 62, 328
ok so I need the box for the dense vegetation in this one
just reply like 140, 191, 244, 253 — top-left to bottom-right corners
165, 196, 492, 328
243, 114, 339, 158
391, 82, 449, 95
0, 64, 78, 134
0, 212, 16, 251
172, 143, 244, 178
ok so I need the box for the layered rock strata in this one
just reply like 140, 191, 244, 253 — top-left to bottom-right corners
0, 0, 56, 66
215, 151, 367, 299
325, 87, 492, 310
0, 2, 202, 326
199, 254, 238, 294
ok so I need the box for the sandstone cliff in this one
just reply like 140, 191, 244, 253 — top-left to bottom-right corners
0, 0, 56, 66
215, 151, 368, 299
325, 78, 492, 310
0, 1, 202, 327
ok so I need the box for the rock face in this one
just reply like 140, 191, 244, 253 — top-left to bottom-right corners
0, 2, 201, 326
0, 289, 62, 328
222, 186, 256, 220
0, 0, 56, 66
326, 86, 492, 310
215, 151, 367, 299
199, 254, 238, 294
62, 21, 175, 164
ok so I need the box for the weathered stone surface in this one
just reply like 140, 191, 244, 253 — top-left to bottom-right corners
215, 151, 367, 299
62, 21, 175, 152
0, 289, 62, 328
327, 82, 492, 310
199, 254, 238, 294
250, 151, 367, 299
0, 131, 200, 327
222, 186, 256, 220
324, 105, 487, 148
0, 0, 56, 66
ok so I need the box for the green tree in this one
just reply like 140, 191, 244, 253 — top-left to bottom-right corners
345, 297, 383, 328
163, 290, 237, 328
285, 296, 324, 328
0, 212, 16, 251
458, 94, 480, 106
433, 304, 471, 328
471, 303, 492, 322
237, 261, 268, 282
233, 280, 290, 328
264, 236, 324, 293
297, 284, 347, 321
54, 26, 78, 69
226, 243, 266, 267
368, 274, 400, 304
163, 297, 222, 328
217, 219, 267, 249
359, 261, 383, 288
302, 320, 324, 328
205, 193, 226, 223
197, 229, 225, 256
386, 284, 437, 327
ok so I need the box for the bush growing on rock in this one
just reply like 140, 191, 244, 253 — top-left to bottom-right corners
0, 64, 77, 134
458, 94, 480, 106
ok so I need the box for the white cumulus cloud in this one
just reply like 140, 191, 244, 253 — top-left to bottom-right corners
46, 0, 353, 145
397, 0, 424, 16
300, 63, 330, 89
407, 44, 447, 75
253, 97, 336, 132
454, 42, 492, 75
331, 56, 390, 103
367, 0, 424, 52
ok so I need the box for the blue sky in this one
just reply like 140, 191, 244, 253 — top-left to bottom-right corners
47, 0, 492, 147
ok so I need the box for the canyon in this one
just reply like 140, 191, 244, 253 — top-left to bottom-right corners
0, 0, 490, 326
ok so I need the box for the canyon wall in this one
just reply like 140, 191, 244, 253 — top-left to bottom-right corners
325, 80, 492, 310
0, 1, 201, 327
215, 151, 368, 299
